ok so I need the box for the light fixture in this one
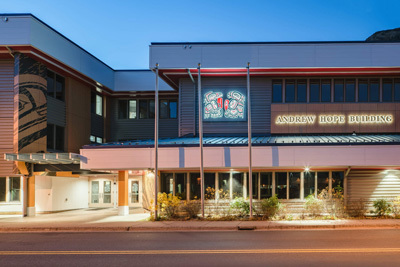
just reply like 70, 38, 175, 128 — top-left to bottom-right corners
304, 167, 310, 172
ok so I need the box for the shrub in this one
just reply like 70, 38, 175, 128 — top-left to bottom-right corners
182, 199, 201, 219
259, 195, 281, 220
373, 199, 391, 217
392, 196, 400, 218
304, 194, 323, 217
318, 186, 345, 218
157, 192, 181, 219
230, 197, 249, 217
347, 198, 367, 218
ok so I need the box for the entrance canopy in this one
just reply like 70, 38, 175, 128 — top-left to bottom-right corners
4, 153, 81, 165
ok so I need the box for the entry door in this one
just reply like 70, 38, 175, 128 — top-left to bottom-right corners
129, 178, 142, 207
90, 180, 114, 207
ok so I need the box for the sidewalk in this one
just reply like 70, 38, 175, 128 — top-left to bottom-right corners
1, 208, 400, 232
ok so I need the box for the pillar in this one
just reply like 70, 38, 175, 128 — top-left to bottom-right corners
27, 175, 35, 216
118, 171, 129, 216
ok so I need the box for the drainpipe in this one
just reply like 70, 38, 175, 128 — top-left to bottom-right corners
344, 166, 351, 208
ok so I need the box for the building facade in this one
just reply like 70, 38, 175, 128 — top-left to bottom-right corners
2, 14, 400, 216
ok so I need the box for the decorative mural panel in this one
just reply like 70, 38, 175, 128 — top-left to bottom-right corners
203, 89, 247, 122
15, 54, 47, 153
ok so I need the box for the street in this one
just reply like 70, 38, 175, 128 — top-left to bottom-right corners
1, 229, 400, 266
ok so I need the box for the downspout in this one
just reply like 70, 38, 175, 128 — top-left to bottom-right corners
187, 69, 196, 136
344, 166, 351, 208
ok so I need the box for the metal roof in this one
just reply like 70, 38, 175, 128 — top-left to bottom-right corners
84, 134, 400, 149
4, 153, 81, 164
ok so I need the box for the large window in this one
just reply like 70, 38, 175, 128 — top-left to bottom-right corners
383, 79, 400, 102
91, 92, 103, 116
304, 172, 315, 197
321, 79, 331, 102
120, 99, 176, 120
232, 173, 244, 198
0, 177, 21, 203
0, 177, 5, 202
47, 123, 64, 151
175, 173, 187, 200
160, 171, 344, 202
345, 79, 356, 102
260, 172, 272, 199
118, 100, 137, 119
310, 79, 320, 102
285, 80, 307, 103
47, 70, 65, 101
359, 79, 380, 102
272, 80, 283, 103
289, 172, 300, 199
334, 79, 344, 102
161, 173, 174, 195
139, 100, 155, 119
160, 100, 178, 119
275, 172, 287, 199
274, 77, 395, 103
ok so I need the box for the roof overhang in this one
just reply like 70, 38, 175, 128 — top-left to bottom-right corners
157, 67, 400, 90
4, 153, 81, 165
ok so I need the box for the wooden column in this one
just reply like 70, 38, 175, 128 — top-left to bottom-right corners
27, 175, 35, 216
118, 171, 129, 216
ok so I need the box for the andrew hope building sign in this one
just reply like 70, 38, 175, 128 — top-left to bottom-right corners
275, 114, 394, 125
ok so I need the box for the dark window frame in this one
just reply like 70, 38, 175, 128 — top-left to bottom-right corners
91, 91, 103, 116
272, 80, 283, 103
47, 123, 64, 152
118, 99, 137, 119
46, 70, 65, 101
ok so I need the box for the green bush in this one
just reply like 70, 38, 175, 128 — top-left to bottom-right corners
230, 197, 249, 217
157, 192, 181, 219
392, 196, 400, 218
182, 200, 201, 219
260, 195, 281, 220
373, 199, 391, 217
304, 194, 323, 217
346, 198, 367, 218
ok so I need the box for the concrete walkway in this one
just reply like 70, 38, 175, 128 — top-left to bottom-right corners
0, 208, 400, 232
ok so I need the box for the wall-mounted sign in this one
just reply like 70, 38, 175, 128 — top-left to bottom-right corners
275, 114, 393, 125
203, 89, 246, 121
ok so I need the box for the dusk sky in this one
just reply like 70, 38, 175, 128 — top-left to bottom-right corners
2, 0, 400, 69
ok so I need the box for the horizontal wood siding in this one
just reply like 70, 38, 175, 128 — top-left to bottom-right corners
110, 98, 179, 141
180, 77, 271, 136
348, 170, 400, 207
0, 61, 15, 176
47, 96, 65, 127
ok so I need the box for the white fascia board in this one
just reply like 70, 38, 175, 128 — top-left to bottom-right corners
150, 43, 400, 69
80, 145, 400, 170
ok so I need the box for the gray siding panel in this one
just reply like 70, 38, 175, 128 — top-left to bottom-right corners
47, 97, 66, 127
91, 114, 104, 138
348, 169, 400, 202
110, 98, 179, 141
150, 43, 400, 69
0, 61, 15, 176
180, 77, 271, 136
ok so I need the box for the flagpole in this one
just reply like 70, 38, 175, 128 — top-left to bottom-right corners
247, 62, 253, 218
198, 63, 204, 217
154, 63, 159, 219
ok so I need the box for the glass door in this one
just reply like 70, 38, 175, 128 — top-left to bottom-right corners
89, 179, 114, 207
129, 178, 142, 207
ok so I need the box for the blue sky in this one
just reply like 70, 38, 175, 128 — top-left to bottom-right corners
2, 0, 400, 69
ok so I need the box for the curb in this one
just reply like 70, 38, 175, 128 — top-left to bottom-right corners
0, 224, 399, 233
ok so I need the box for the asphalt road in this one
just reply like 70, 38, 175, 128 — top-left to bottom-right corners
1, 229, 400, 266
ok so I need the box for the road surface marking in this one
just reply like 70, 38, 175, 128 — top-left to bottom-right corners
1, 248, 400, 255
